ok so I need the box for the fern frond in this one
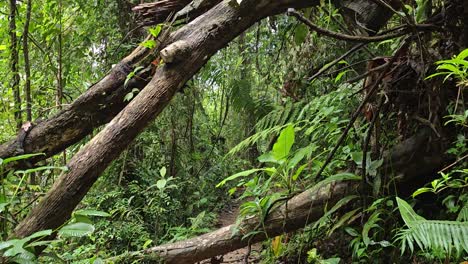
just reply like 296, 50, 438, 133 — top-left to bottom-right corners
457, 202, 468, 222
396, 197, 468, 256
396, 220, 468, 255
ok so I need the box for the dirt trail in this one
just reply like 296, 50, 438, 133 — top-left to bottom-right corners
199, 202, 262, 264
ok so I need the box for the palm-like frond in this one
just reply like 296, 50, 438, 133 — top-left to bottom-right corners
396, 220, 468, 255
396, 197, 468, 255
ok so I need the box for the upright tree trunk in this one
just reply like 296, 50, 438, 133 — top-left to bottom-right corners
57, 0, 66, 165
169, 112, 178, 177
9, 0, 22, 129
23, 0, 35, 185
23, 0, 32, 122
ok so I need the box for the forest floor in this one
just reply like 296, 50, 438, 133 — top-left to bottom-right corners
199, 200, 262, 264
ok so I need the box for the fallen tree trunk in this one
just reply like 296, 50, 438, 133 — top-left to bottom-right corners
12, 0, 321, 239
114, 129, 444, 263
121, 180, 360, 263
0, 44, 153, 164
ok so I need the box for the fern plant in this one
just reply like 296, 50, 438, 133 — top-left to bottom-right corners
395, 197, 468, 256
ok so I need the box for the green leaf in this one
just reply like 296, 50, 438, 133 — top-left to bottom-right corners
412, 187, 432, 197
216, 168, 275, 187
288, 146, 312, 168
396, 197, 426, 227
140, 39, 156, 49
142, 239, 153, 250
335, 70, 350, 83
123, 92, 134, 102
160, 166, 167, 177
25, 229, 52, 241
1, 239, 28, 258
74, 209, 110, 217
294, 23, 309, 46
58, 222, 95, 237
292, 164, 307, 181
0, 201, 9, 213
149, 24, 163, 38
156, 179, 167, 190
2, 153, 45, 165
271, 125, 295, 161
455, 48, 468, 60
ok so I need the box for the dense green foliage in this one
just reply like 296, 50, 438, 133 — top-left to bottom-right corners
0, 0, 467, 263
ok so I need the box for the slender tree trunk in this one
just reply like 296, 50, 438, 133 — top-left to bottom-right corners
23, 0, 32, 122
169, 112, 178, 177
9, 0, 22, 129
23, 0, 35, 185
57, 0, 67, 165
12, 0, 320, 240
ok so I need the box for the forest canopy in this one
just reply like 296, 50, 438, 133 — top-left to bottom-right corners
0, 0, 467, 263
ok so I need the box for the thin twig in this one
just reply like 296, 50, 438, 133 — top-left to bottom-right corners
288, 10, 411, 43
347, 62, 390, 84
314, 40, 411, 179
438, 154, 468, 173
308, 43, 367, 81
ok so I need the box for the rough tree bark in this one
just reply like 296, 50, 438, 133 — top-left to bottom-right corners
12, 0, 322, 239
0, 44, 152, 163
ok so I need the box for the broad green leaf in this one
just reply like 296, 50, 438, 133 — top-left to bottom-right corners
396, 197, 426, 227
156, 179, 167, 190
160, 166, 167, 177
75, 209, 110, 217
271, 125, 295, 161
149, 24, 163, 38
123, 92, 134, 102
58, 222, 95, 237
140, 39, 156, 49
294, 23, 309, 46
455, 48, 468, 60
412, 187, 432, 197
2, 239, 28, 257
288, 146, 312, 168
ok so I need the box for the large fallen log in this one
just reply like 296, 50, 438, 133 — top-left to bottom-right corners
119, 180, 359, 263
0, 43, 153, 164
114, 129, 444, 263
12, 0, 322, 240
